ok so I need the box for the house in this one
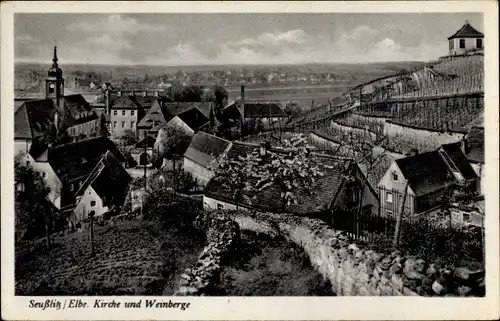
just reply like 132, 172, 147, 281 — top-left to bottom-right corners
130, 135, 156, 166
203, 141, 379, 223
223, 86, 288, 130
47, 136, 126, 210
448, 21, 484, 56
463, 126, 484, 194
183, 132, 232, 186
72, 150, 131, 226
378, 142, 478, 218
108, 95, 146, 138
136, 99, 166, 139
14, 47, 101, 156
137, 101, 215, 139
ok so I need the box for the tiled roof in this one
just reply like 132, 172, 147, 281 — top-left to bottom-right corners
466, 127, 484, 164
133, 96, 157, 110
396, 151, 455, 197
110, 96, 141, 110
14, 95, 99, 139
76, 150, 131, 209
48, 136, 125, 184
204, 142, 351, 215
177, 108, 210, 132
448, 22, 484, 40
14, 99, 57, 139
162, 102, 214, 120
440, 142, 478, 181
137, 100, 166, 129
241, 101, 287, 118
183, 132, 231, 168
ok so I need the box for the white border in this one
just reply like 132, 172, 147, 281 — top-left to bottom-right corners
2, 1, 499, 320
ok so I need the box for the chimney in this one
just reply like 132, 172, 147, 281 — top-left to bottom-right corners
260, 141, 270, 157
105, 89, 111, 115
240, 85, 245, 101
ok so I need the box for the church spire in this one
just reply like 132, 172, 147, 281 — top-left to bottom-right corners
52, 46, 59, 68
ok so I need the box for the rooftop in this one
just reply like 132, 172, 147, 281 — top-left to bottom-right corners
448, 21, 484, 40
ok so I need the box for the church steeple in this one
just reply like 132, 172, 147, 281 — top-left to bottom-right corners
52, 46, 59, 68
45, 46, 64, 107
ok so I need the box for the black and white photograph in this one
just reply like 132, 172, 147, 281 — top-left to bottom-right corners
2, 1, 499, 320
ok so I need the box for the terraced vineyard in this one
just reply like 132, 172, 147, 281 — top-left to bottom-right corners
15, 220, 205, 295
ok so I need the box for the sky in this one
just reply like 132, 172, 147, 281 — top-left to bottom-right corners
14, 13, 483, 66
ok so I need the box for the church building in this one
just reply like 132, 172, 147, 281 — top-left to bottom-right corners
15, 47, 103, 157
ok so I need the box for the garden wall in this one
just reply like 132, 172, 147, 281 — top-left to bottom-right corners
226, 210, 485, 297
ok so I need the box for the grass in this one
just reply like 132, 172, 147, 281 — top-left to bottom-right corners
209, 230, 334, 296
15, 219, 205, 296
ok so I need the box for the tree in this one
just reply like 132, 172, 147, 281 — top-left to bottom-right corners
122, 129, 138, 146
14, 156, 54, 249
211, 154, 255, 209
284, 102, 302, 118
154, 125, 192, 183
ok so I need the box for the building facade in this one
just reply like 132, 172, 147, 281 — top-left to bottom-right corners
448, 21, 484, 56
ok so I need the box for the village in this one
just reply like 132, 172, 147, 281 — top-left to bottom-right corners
14, 20, 485, 297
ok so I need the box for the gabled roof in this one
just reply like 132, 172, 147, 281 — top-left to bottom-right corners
48, 136, 125, 184
466, 126, 484, 164
239, 100, 287, 118
14, 95, 99, 139
176, 108, 210, 132
395, 150, 455, 197
75, 150, 131, 209
162, 102, 214, 120
395, 144, 477, 197
133, 96, 157, 110
137, 100, 166, 129
204, 142, 352, 215
110, 96, 141, 110
14, 99, 57, 139
440, 142, 478, 181
183, 132, 231, 168
448, 21, 484, 40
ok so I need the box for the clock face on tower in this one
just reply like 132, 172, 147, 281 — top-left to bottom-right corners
49, 83, 55, 89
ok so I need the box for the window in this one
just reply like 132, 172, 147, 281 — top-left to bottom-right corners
386, 210, 393, 217
217, 203, 224, 210
131, 121, 135, 128
114, 110, 118, 116
122, 110, 126, 116
91, 201, 96, 207
113, 121, 117, 128
463, 213, 471, 222
386, 191, 393, 203
449, 39, 454, 50
476, 38, 482, 49
131, 110, 135, 116
42, 172, 47, 178
26, 160, 30, 166
459, 39, 465, 49
392, 172, 398, 181
122, 121, 125, 128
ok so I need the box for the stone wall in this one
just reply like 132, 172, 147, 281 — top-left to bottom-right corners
226, 210, 485, 297
173, 212, 240, 296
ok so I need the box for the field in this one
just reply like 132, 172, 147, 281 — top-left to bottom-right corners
15, 219, 205, 295
209, 230, 333, 296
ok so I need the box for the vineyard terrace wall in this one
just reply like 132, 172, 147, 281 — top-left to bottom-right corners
226, 210, 485, 297
384, 121, 465, 147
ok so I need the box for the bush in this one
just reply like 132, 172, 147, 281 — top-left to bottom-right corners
365, 215, 483, 270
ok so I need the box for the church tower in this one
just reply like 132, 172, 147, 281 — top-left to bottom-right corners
45, 46, 64, 108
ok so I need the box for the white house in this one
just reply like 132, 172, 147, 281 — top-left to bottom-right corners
448, 21, 484, 56
183, 132, 232, 186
